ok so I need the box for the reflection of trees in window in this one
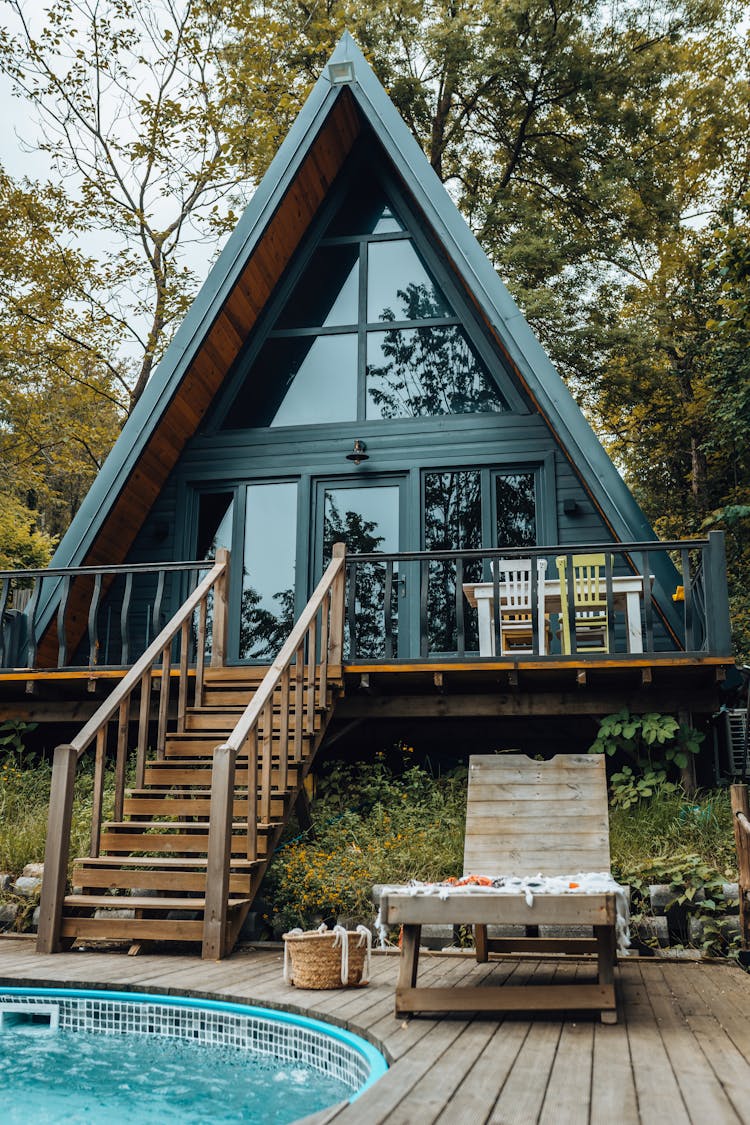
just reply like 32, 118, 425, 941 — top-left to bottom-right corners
239, 584, 295, 661
323, 496, 395, 659
424, 472, 482, 653
367, 284, 508, 420
496, 474, 536, 548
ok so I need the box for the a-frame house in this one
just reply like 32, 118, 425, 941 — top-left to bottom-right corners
0, 35, 732, 958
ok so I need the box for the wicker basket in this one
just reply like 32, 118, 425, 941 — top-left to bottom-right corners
283, 925, 371, 989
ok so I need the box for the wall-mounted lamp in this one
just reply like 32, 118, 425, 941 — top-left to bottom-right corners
563, 498, 579, 516
328, 60, 355, 85
346, 439, 369, 465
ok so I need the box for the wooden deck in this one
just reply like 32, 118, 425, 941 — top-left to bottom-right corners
1, 941, 749, 1123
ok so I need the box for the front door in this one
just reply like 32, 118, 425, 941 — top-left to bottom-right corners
313, 475, 407, 659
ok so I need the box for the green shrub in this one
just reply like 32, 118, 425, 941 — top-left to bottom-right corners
263, 763, 466, 933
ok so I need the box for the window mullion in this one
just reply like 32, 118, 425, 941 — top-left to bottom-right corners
357, 240, 368, 421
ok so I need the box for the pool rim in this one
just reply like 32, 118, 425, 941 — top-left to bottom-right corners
0, 985, 388, 1102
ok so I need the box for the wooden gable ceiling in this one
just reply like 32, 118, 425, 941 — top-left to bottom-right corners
37, 91, 362, 665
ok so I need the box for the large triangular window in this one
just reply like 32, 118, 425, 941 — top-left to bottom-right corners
221, 171, 510, 429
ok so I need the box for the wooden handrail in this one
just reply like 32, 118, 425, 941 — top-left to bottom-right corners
202, 544, 346, 959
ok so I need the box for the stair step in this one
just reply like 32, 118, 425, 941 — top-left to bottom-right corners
99, 827, 277, 855
72, 857, 258, 868
102, 820, 275, 831
72, 865, 253, 895
63, 895, 252, 911
165, 730, 315, 752
123, 795, 286, 818
183, 711, 324, 733
144, 764, 301, 787
61, 916, 205, 941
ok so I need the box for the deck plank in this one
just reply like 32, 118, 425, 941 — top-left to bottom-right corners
2, 946, 750, 1124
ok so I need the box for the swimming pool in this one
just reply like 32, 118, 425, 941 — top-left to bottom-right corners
0, 987, 388, 1123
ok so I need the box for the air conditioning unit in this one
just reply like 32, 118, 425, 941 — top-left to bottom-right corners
726, 708, 750, 776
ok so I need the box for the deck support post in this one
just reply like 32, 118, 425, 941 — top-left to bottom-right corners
210, 547, 230, 670
731, 784, 750, 951
202, 743, 236, 959
37, 744, 78, 953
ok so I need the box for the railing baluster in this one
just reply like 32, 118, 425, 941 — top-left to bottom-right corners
604, 554, 616, 653
156, 642, 171, 758
195, 595, 208, 706
90, 726, 106, 858
492, 559, 501, 659
681, 547, 694, 651
120, 571, 133, 666
563, 555, 578, 656
25, 576, 41, 669
113, 698, 129, 822
56, 575, 71, 668
135, 669, 151, 789
318, 597, 329, 706
87, 572, 103, 669
260, 699, 272, 825
37, 744, 78, 953
177, 619, 190, 734
420, 559, 428, 658
0, 577, 10, 667
384, 560, 394, 661
246, 727, 258, 862
306, 617, 317, 736
641, 550, 654, 652
294, 643, 304, 762
279, 665, 290, 793
530, 559, 539, 655
347, 561, 357, 660
152, 569, 165, 639
456, 556, 465, 659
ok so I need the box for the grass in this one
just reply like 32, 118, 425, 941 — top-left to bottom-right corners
0, 757, 741, 950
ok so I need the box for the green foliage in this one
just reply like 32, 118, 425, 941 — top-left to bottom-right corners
0, 759, 118, 913
263, 762, 466, 934
608, 766, 680, 810
0, 720, 38, 769
589, 709, 704, 780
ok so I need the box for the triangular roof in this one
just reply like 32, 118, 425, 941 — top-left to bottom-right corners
37, 33, 677, 652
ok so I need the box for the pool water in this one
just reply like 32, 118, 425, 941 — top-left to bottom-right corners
0, 1022, 351, 1124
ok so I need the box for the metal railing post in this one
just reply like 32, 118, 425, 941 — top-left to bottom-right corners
704, 531, 732, 656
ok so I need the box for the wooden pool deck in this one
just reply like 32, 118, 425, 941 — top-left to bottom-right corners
1, 941, 749, 1124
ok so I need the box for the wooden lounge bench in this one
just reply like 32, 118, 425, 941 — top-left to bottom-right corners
381, 753, 619, 1022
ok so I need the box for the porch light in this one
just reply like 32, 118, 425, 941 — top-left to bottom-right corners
328, 60, 355, 85
346, 439, 369, 465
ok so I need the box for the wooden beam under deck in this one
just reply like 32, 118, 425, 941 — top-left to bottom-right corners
0, 653, 728, 725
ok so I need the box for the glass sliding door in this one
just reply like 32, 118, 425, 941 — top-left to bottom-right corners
316, 477, 404, 660
239, 482, 298, 660
422, 466, 540, 655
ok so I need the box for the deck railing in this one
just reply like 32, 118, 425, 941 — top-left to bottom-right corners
0, 559, 214, 670
202, 543, 345, 958
36, 550, 230, 954
344, 532, 731, 662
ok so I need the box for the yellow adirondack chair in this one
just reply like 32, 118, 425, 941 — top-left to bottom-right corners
556, 553, 613, 654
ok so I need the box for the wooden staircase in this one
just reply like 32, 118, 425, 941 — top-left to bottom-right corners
62, 667, 340, 950
37, 544, 347, 959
